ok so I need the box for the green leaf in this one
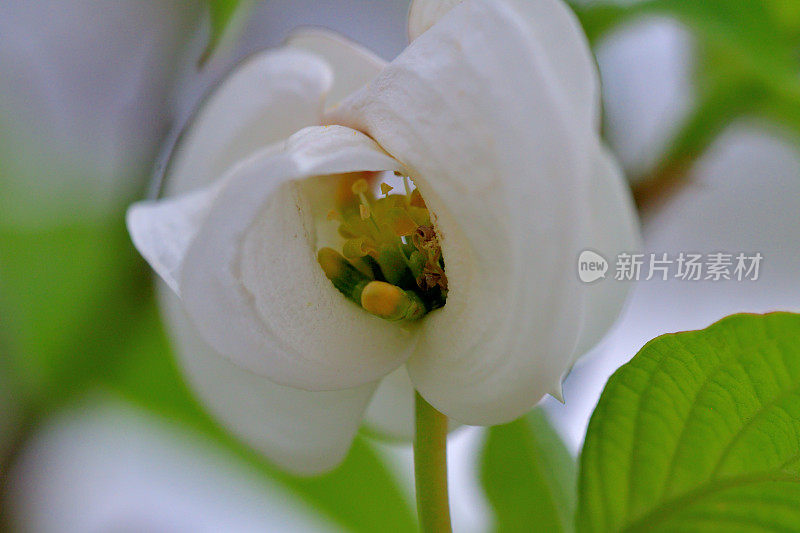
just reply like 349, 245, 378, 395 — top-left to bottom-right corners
648, 77, 770, 185
577, 313, 800, 532
0, 216, 149, 405
202, 0, 252, 64
481, 408, 577, 533
208, 0, 239, 44
569, 3, 640, 45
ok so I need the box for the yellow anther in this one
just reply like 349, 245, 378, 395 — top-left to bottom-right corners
343, 238, 370, 258
361, 281, 400, 317
360, 281, 425, 321
334, 172, 370, 208
392, 211, 418, 237
351, 178, 369, 195
320, 175, 446, 320
409, 189, 426, 208
317, 247, 345, 278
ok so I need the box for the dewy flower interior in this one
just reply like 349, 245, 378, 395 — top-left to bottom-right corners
126, 0, 641, 477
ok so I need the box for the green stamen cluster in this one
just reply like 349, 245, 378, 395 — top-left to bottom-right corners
318, 176, 447, 322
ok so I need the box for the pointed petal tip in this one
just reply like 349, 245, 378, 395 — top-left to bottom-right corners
126, 200, 181, 294
126, 184, 221, 296
548, 384, 565, 404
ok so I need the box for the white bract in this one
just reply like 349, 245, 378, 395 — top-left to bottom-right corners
128, 0, 640, 474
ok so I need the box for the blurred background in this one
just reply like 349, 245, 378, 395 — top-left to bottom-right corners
1, 1, 798, 531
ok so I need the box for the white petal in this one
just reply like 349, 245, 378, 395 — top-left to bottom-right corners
330, 0, 602, 424
164, 47, 332, 196
180, 125, 417, 391
286, 28, 385, 106
406, 0, 599, 128
363, 366, 416, 440
504, 0, 600, 128
363, 365, 461, 440
159, 286, 375, 475
127, 184, 220, 294
135, 48, 334, 291
572, 144, 641, 359
407, 0, 463, 41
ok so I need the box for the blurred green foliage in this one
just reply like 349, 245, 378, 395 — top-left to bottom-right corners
0, 206, 415, 531
480, 409, 577, 533
208, 0, 241, 40
578, 313, 800, 532
571, 0, 800, 189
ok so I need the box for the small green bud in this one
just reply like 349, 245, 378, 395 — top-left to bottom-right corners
377, 244, 409, 285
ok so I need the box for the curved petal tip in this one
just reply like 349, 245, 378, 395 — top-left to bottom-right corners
126, 185, 218, 294
408, 0, 463, 41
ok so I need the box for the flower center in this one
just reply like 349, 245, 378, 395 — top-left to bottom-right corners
317, 173, 447, 322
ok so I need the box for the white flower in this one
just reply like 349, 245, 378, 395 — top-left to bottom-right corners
127, 0, 640, 474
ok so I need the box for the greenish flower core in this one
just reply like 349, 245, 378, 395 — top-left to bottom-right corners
317, 173, 447, 322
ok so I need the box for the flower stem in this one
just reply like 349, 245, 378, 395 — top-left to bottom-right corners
414, 391, 452, 533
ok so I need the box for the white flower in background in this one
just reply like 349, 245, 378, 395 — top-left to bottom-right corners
596, 18, 695, 182
0, 1, 201, 227
128, 0, 640, 474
